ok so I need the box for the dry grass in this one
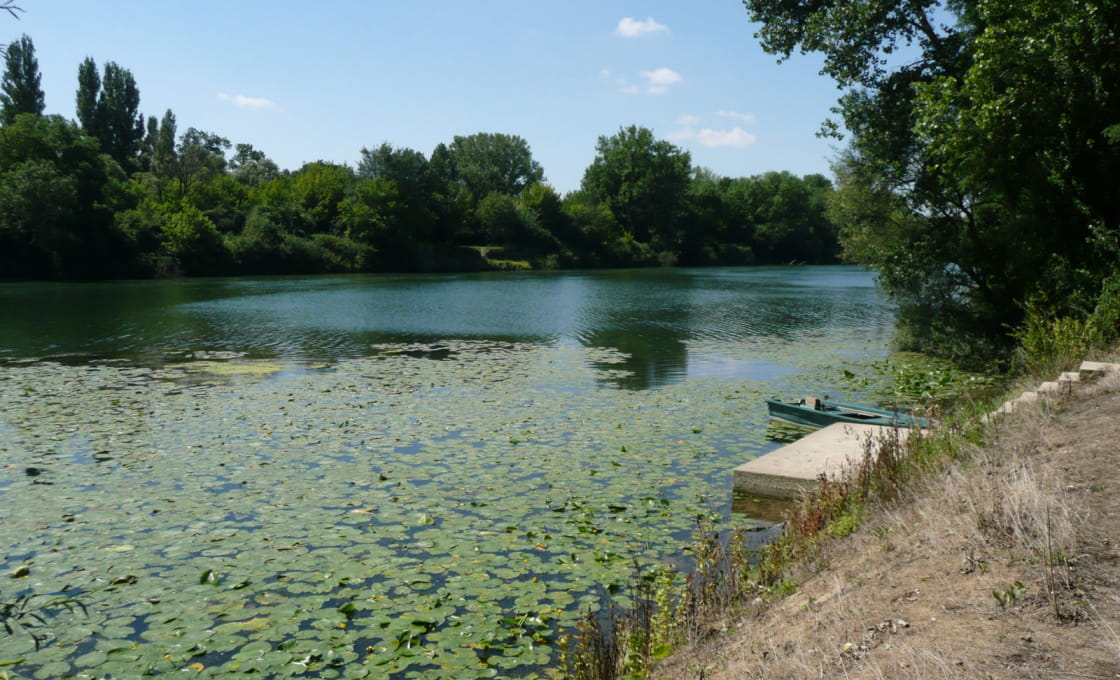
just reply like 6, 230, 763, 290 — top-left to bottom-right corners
650, 366, 1120, 680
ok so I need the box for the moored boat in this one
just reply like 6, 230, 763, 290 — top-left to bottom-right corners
764, 396, 928, 430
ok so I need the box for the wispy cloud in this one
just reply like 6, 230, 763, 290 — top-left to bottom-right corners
696, 127, 757, 148
616, 67, 683, 95
641, 68, 682, 86
717, 109, 757, 124
217, 92, 277, 109
668, 111, 759, 148
615, 17, 669, 38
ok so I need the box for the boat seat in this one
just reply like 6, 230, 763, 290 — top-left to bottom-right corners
804, 396, 821, 410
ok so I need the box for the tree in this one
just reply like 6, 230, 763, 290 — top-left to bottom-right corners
445, 132, 544, 200
519, 182, 570, 247
75, 58, 145, 169
138, 109, 178, 190
357, 142, 436, 242
159, 202, 227, 275
0, 114, 126, 278
0, 34, 44, 124
281, 161, 355, 235
746, 0, 1120, 362
475, 192, 521, 244
229, 143, 279, 186
76, 57, 99, 133
580, 125, 691, 250
175, 127, 230, 198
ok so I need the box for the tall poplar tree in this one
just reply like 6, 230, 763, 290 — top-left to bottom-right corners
75, 58, 144, 170
75, 57, 100, 135
0, 34, 45, 125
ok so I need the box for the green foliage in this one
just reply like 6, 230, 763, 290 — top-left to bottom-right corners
0, 34, 44, 124
228, 142, 279, 186
826, 505, 864, 538
842, 353, 996, 409
445, 132, 544, 201
1013, 301, 1099, 378
159, 203, 228, 274
75, 58, 145, 170
187, 174, 248, 233
339, 175, 398, 246
993, 581, 1027, 608
227, 206, 371, 274
287, 161, 354, 234
751, 0, 1120, 365
0, 113, 130, 278
476, 191, 522, 244
3, 44, 849, 279
581, 125, 691, 250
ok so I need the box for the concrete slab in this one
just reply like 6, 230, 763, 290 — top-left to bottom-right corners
1037, 381, 1065, 395
733, 423, 910, 500
1059, 372, 1081, 384
1079, 361, 1120, 380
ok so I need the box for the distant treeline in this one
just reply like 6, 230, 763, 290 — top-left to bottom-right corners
0, 38, 839, 280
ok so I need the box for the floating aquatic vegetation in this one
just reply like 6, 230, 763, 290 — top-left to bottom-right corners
0, 339, 887, 677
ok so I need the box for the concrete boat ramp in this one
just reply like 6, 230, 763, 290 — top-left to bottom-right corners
735, 361, 1120, 501
734, 423, 910, 500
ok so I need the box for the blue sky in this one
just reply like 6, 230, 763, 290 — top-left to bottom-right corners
9, 1, 840, 194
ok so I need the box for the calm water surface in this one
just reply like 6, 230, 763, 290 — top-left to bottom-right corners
0, 266, 893, 390
0, 266, 897, 678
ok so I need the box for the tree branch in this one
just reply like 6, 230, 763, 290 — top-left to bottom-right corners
1, 1, 23, 20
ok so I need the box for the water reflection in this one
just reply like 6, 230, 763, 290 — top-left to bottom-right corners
765, 420, 815, 444
731, 494, 799, 524
0, 267, 895, 390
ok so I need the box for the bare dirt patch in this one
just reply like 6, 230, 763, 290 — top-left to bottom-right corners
658, 374, 1120, 679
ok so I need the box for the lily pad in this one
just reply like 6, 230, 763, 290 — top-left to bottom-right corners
0, 314, 895, 678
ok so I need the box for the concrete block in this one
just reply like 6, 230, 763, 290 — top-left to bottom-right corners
733, 423, 910, 500
1079, 361, 1120, 381
1030, 380, 1066, 396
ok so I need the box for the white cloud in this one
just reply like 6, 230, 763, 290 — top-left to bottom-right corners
665, 127, 695, 142
217, 92, 277, 109
666, 122, 758, 148
717, 109, 757, 124
678, 113, 703, 126
616, 17, 669, 38
696, 127, 757, 148
616, 68, 683, 95
640, 68, 682, 87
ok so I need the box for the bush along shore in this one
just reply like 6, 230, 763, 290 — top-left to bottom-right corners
559, 358, 1120, 679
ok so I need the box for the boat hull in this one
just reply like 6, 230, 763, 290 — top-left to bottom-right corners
764, 398, 923, 430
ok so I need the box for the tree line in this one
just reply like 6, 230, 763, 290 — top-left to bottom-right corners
0, 35, 840, 280
747, 0, 1120, 366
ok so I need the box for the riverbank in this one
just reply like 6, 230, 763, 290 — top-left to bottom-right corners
655, 366, 1120, 678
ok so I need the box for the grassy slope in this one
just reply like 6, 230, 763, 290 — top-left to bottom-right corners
654, 369, 1120, 679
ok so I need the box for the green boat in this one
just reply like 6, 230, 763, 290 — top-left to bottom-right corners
764, 396, 927, 430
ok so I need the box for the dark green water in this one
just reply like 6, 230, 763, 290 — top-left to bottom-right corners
0, 266, 896, 678
0, 266, 893, 390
